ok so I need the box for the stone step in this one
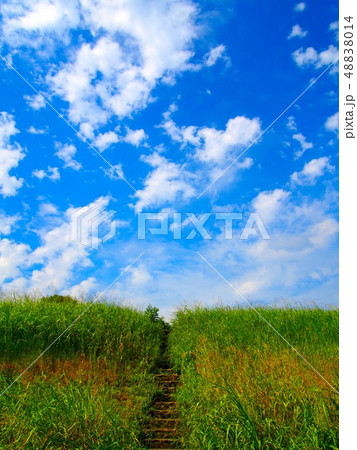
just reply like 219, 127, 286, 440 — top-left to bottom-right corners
147, 418, 180, 426
153, 401, 177, 408
151, 409, 179, 418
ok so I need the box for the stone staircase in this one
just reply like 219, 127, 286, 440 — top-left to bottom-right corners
143, 368, 181, 449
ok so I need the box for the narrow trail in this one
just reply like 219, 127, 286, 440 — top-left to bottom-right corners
143, 366, 181, 449
142, 320, 181, 449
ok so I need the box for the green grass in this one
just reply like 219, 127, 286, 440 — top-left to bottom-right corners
0, 295, 167, 449
0, 297, 339, 448
169, 306, 339, 449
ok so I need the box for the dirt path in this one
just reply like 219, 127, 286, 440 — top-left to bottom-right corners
143, 367, 181, 449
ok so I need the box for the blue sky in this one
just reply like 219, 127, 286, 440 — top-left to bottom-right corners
0, 0, 338, 316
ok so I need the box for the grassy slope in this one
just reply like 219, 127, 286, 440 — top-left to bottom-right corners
0, 296, 166, 449
169, 306, 339, 449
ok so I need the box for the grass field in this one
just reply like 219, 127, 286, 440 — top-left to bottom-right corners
0, 296, 167, 449
170, 306, 339, 449
0, 296, 338, 449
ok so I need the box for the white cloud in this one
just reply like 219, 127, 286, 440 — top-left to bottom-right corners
287, 116, 297, 131
291, 157, 335, 185
0, 147, 25, 197
133, 152, 195, 212
292, 132, 313, 159
294, 2, 306, 12
325, 112, 338, 132
318, 45, 339, 66
0, 112, 25, 197
38, 202, 59, 216
79, 122, 95, 139
92, 127, 147, 151
288, 24, 307, 39
4, 1, 70, 32
32, 166, 60, 181
308, 218, 338, 248
29, 224, 92, 291
1, 198, 111, 292
65, 277, 97, 298
292, 45, 338, 68
162, 113, 261, 165
106, 188, 338, 312
123, 128, 147, 147
24, 94, 46, 110
103, 163, 125, 181
204, 44, 229, 67
27, 125, 46, 134
288, 119, 297, 133
1, 198, 121, 293
93, 131, 119, 152
252, 189, 290, 225
0, 238, 30, 284
55, 142, 82, 170
1, 0, 80, 50
0, 212, 18, 235
329, 21, 339, 41
130, 264, 152, 285
1, 1, 199, 131
195, 116, 261, 164
292, 46, 317, 66
208, 157, 254, 187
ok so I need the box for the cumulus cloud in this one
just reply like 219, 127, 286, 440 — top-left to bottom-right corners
93, 131, 119, 152
32, 166, 60, 181
252, 189, 290, 225
1, 0, 80, 53
162, 113, 261, 165
130, 264, 152, 285
0, 239, 30, 284
55, 142, 82, 170
288, 24, 307, 39
308, 218, 338, 248
292, 132, 313, 159
294, 2, 306, 12
38, 202, 60, 217
291, 157, 335, 185
132, 152, 195, 212
123, 128, 147, 147
195, 117, 261, 164
115, 187, 338, 313
91, 128, 147, 151
292, 45, 338, 68
0, 197, 113, 293
29, 226, 92, 291
325, 112, 338, 132
0, 212, 18, 235
2, 1, 199, 132
24, 94, 46, 110
64, 277, 97, 298
0, 112, 25, 197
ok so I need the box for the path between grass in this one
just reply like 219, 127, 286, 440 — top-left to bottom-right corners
141, 325, 181, 450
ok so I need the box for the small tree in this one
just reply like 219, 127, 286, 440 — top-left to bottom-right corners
145, 304, 160, 322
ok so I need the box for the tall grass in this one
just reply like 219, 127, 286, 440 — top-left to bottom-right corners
0, 295, 166, 449
0, 295, 165, 363
169, 306, 339, 449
